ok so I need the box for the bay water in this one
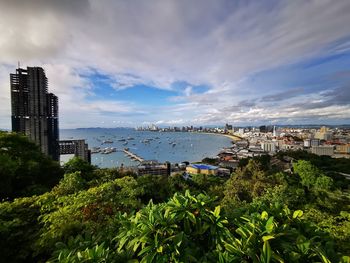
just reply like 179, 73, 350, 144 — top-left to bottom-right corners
60, 128, 232, 168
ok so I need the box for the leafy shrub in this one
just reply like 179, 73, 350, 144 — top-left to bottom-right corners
53, 172, 86, 196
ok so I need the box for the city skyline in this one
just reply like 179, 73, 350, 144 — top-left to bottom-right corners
1, 0, 350, 128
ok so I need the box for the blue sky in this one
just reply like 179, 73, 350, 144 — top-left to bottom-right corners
0, 0, 350, 128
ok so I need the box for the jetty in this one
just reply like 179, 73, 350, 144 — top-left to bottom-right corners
123, 148, 144, 162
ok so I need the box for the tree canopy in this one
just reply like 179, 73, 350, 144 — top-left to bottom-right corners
0, 142, 349, 262
0, 132, 63, 199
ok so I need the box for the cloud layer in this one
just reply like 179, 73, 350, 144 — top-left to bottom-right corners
0, 0, 350, 128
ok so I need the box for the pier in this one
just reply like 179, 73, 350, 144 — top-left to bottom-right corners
123, 149, 144, 162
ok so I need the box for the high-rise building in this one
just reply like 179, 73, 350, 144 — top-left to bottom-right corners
10, 66, 59, 161
314, 126, 333, 141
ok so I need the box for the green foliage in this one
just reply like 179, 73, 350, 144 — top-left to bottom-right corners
238, 155, 271, 171
36, 176, 144, 255
1, 147, 349, 262
54, 243, 112, 263
202, 157, 218, 165
136, 175, 171, 203
303, 209, 350, 254
315, 175, 334, 191
0, 195, 41, 262
63, 157, 96, 180
88, 168, 131, 187
293, 160, 333, 190
221, 209, 336, 263
167, 173, 192, 193
116, 191, 337, 262
222, 159, 275, 209
53, 172, 86, 196
116, 191, 231, 262
0, 132, 63, 199
277, 150, 350, 188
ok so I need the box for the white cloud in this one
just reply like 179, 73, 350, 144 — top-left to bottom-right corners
0, 0, 350, 127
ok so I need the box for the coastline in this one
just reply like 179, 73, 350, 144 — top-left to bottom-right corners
190, 132, 238, 163
192, 131, 241, 142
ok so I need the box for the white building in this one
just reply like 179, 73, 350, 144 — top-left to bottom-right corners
311, 146, 334, 156
238, 128, 245, 135
261, 142, 276, 153
304, 139, 320, 148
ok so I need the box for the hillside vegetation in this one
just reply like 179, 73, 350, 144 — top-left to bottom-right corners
0, 134, 350, 262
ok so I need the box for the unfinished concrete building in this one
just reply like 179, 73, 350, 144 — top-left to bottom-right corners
10, 67, 60, 161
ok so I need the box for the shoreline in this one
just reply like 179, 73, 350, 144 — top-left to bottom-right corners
191, 131, 241, 142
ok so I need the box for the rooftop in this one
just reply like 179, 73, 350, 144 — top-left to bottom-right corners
189, 164, 218, 170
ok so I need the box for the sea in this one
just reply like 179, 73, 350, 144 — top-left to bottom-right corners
60, 128, 232, 168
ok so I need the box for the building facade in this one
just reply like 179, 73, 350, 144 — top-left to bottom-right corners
186, 164, 218, 175
137, 161, 170, 176
261, 142, 276, 153
59, 140, 91, 163
311, 146, 334, 156
10, 67, 59, 160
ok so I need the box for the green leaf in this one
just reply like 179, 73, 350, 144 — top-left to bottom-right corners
236, 227, 248, 238
157, 246, 163, 253
187, 211, 196, 224
262, 241, 272, 263
261, 211, 268, 220
271, 252, 285, 263
262, 235, 275, 242
225, 243, 239, 254
292, 210, 303, 219
138, 245, 153, 256
214, 206, 221, 217
265, 217, 274, 233
173, 232, 184, 247
340, 256, 350, 263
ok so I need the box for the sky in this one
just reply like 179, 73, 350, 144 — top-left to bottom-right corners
0, 0, 350, 129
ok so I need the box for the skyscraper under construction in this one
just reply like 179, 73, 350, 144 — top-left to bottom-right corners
10, 66, 59, 161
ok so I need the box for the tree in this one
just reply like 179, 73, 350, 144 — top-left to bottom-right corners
0, 132, 63, 199
222, 160, 275, 209
63, 157, 95, 180
52, 172, 86, 196
293, 160, 333, 191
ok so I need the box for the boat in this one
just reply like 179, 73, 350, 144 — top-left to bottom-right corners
91, 146, 101, 154
127, 137, 135, 140
100, 147, 117, 154
103, 140, 113, 144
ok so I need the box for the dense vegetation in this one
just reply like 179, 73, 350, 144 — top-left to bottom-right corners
0, 132, 63, 199
0, 134, 350, 262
